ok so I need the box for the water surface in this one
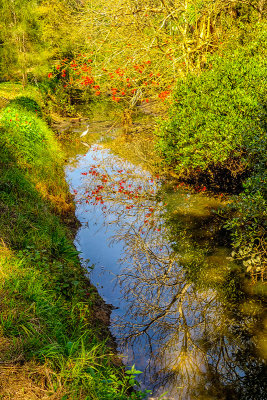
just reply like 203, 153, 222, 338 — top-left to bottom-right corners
65, 116, 266, 400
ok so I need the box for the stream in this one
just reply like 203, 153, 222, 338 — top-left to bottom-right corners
64, 109, 266, 400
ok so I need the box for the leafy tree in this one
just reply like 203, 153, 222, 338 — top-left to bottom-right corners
37, 0, 83, 59
0, 0, 83, 85
0, 0, 43, 85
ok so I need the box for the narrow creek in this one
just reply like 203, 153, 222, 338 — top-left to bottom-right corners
63, 108, 266, 400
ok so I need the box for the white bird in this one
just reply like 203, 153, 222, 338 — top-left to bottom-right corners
80, 125, 89, 137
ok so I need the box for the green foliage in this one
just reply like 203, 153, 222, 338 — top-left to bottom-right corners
46, 81, 78, 116
9, 95, 42, 117
156, 24, 266, 181
0, 0, 44, 84
224, 172, 267, 279
0, 0, 84, 85
0, 98, 62, 167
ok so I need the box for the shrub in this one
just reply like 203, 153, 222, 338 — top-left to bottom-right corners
156, 25, 266, 185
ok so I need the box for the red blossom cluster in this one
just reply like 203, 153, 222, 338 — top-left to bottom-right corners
158, 90, 171, 100
81, 76, 94, 86
47, 53, 174, 104
194, 186, 207, 193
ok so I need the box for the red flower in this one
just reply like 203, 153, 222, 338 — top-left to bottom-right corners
48, 72, 53, 78
83, 76, 94, 86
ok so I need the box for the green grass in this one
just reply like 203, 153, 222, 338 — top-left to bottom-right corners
0, 92, 148, 399
0, 82, 44, 108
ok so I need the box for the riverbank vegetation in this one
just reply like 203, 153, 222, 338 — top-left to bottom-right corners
157, 23, 266, 281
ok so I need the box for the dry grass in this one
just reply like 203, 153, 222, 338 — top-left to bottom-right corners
0, 362, 67, 400
0, 335, 65, 399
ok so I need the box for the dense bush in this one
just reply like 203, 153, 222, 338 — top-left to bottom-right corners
39, 77, 78, 116
156, 26, 266, 184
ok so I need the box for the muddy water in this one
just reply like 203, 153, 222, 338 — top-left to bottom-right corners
65, 115, 266, 400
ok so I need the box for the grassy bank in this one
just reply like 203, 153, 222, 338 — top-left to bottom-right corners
0, 88, 147, 399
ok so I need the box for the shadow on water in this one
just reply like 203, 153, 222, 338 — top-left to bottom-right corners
65, 113, 267, 400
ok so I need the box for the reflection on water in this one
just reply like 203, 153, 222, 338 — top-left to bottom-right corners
66, 142, 266, 400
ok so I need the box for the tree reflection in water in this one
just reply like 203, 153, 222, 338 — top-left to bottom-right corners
76, 145, 266, 400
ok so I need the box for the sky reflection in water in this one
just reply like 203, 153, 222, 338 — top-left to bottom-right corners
66, 144, 266, 400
